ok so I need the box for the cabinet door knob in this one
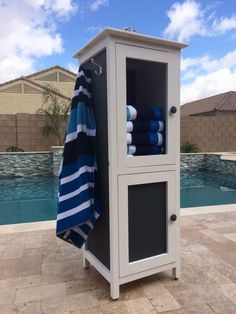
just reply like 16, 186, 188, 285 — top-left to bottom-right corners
170, 214, 177, 222
170, 106, 177, 114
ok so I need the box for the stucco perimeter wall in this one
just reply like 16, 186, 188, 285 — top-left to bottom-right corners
181, 116, 236, 152
0, 114, 66, 152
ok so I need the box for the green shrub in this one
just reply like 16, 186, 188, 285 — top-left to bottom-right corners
181, 142, 198, 153
6, 146, 24, 152
37, 84, 70, 145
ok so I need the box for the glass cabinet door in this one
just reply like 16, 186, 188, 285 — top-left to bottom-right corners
116, 43, 180, 169
118, 171, 177, 277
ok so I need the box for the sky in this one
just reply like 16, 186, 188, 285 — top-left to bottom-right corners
0, 0, 236, 104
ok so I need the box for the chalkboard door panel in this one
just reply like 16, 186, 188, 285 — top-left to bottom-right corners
118, 171, 177, 277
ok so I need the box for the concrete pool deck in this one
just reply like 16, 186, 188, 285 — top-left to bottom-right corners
0, 207, 236, 313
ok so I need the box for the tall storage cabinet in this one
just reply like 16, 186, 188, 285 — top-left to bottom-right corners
74, 28, 186, 299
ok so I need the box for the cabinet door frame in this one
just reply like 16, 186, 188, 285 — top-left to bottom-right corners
118, 171, 177, 277
116, 43, 179, 169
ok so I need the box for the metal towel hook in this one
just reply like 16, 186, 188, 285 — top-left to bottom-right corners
90, 58, 102, 76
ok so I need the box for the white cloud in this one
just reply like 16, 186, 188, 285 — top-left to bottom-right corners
181, 56, 210, 72
182, 49, 236, 74
67, 62, 78, 74
90, 0, 108, 12
212, 15, 236, 33
0, 0, 77, 83
163, 0, 206, 41
25, 0, 77, 17
181, 67, 236, 104
181, 49, 236, 103
0, 55, 34, 82
164, 0, 236, 41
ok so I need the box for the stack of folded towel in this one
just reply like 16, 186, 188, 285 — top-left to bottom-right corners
126, 105, 165, 156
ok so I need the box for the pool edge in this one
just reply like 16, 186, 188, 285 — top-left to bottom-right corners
1, 203, 236, 234
0, 220, 55, 234
181, 203, 236, 216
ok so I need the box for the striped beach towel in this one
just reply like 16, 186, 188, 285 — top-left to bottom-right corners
56, 66, 100, 248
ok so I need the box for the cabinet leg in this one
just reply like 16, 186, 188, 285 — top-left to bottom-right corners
82, 256, 90, 269
110, 282, 120, 300
82, 245, 90, 268
172, 266, 180, 280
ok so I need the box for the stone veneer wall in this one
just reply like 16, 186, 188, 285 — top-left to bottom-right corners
180, 154, 205, 171
0, 150, 235, 177
181, 153, 236, 175
0, 152, 53, 177
205, 154, 236, 174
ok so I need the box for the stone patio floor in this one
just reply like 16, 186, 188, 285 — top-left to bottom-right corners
0, 210, 236, 313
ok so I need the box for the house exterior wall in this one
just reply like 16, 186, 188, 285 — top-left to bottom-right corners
41, 81, 74, 98
0, 82, 74, 115
181, 116, 236, 152
0, 93, 43, 114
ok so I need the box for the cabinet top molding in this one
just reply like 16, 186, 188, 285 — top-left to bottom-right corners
74, 27, 188, 58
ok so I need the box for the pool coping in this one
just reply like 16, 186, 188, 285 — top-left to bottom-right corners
181, 203, 236, 216
0, 204, 236, 234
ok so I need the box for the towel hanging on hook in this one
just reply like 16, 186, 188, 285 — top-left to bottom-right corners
91, 58, 102, 75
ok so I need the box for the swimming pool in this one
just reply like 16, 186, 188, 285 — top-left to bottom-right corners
181, 170, 236, 208
0, 170, 236, 224
0, 177, 58, 225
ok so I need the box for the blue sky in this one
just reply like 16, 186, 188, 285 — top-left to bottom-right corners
1, 0, 236, 103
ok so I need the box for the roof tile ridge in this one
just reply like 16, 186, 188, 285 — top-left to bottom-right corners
26, 65, 76, 79
215, 91, 231, 111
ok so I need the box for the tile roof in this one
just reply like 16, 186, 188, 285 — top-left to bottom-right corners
26, 65, 76, 79
181, 91, 236, 116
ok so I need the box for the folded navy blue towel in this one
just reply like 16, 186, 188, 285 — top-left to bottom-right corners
127, 132, 163, 146
127, 145, 164, 156
127, 120, 164, 133
127, 105, 164, 121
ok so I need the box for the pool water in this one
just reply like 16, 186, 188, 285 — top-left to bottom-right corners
0, 177, 58, 225
0, 170, 236, 224
181, 170, 236, 208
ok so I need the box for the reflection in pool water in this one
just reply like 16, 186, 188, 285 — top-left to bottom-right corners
181, 170, 236, 208
0, 176, 58, 225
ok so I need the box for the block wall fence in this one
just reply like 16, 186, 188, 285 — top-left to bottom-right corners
0, 114, 66, 152
181, 116, 236, 152
1, 114, 236, 153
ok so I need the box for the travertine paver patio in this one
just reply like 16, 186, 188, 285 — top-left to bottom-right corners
0, 210, 236, 313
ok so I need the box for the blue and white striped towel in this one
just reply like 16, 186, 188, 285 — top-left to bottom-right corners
56, 66, 100, 248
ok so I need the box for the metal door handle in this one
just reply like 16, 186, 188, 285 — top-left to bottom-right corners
170, 214, 177, 222
170, 106, 177, 114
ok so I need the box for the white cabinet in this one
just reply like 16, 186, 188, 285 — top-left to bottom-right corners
116, 43, 179, 169
74, 28, 186, 299
118, 171, 177, 277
